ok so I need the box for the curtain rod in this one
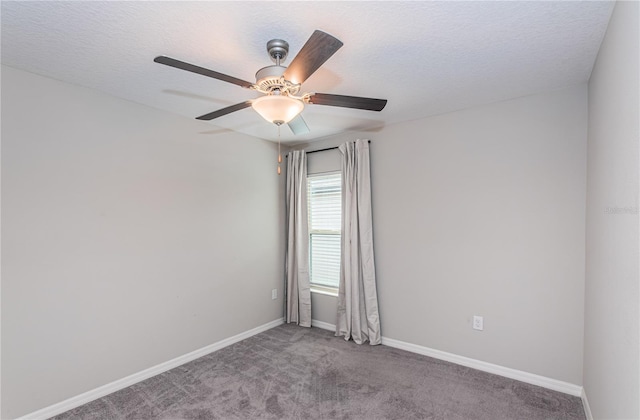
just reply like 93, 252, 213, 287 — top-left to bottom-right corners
289, 140, 371, 156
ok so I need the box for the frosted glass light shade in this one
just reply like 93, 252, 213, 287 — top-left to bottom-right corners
252, 95, 304, 124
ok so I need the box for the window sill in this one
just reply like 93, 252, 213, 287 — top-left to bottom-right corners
310, 285, 339, 297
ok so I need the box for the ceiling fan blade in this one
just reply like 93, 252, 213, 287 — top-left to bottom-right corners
308, 93, 387, 111
283, 30, 343, 84
195, 101, 252, 120
154, 56, 254, 89
288, 114, 310, 135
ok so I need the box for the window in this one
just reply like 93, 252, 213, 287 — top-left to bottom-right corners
307, 172, 341, 291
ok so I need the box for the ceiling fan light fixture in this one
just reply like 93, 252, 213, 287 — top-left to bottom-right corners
251, 95, 304, 124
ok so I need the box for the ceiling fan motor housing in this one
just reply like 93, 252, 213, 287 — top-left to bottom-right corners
253, 39, 302, 96
255, 65, 300, 96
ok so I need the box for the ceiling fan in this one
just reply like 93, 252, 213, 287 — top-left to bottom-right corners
154, 30, 387, 135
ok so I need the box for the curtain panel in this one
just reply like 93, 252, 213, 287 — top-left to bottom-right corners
336, 139, 381, 344
285, 150, 311, 327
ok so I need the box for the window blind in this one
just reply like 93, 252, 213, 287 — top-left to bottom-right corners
308, 173, 341, 288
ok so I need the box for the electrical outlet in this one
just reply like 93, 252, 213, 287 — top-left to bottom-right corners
271, 289, 277, 300
473, 315, 484, 331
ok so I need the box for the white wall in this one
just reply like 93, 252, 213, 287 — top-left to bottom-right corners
584, 1, 640, 418
0, 66, 286, 419
301, 84, 588, 386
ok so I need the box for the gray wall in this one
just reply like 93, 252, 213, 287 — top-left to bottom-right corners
584, 1, 640, 418
301, 84, 588, 386
1, 66, 286, 419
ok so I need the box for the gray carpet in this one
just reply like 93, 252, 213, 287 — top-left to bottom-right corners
51, 324, 585, 419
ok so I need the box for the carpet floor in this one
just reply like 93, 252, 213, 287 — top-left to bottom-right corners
51, 324, 585, 419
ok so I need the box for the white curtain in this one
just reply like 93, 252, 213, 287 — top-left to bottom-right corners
336, 139, 381, 345
285, 150, 311, 327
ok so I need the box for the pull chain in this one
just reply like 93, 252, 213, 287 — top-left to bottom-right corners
277, 124, 282, 175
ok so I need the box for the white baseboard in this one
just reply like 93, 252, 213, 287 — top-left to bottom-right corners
381, 336, 582, 396
310, 319, 582, 398
18, 318, 284, 420
581, 388, 594, 420
311, 319, 336, 332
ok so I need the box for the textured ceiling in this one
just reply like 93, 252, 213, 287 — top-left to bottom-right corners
1, 1, 614, 144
